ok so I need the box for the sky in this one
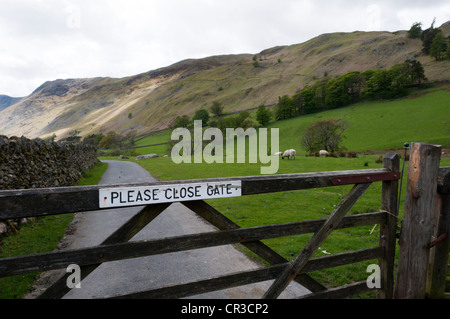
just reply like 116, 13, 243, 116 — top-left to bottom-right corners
0, 0, 449, 97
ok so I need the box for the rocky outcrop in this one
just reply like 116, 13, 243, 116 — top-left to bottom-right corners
135, 154, 159, 160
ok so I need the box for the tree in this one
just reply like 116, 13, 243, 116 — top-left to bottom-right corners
430, 31, 447, 61
174, 115, 191, 128
312, 78, 329, 109
325, 77, 348, 108
389, 63, 410, 97
210, 101, 224, 117
239, 117, 254, 129
366, 66, 410, 99
235, 111, 251, 128
446, 38, 450, 60
406, 59, 427, 85
299, 86, 318, 114
256, 104, 272, 126
345, 71, 365, 102
301, 119, 349, 154
215, 111, 254, 133
408, 22, 422, 39
324, 71, 364, 109
125, 130, 137, 146
275, 95, 294, 120
421, 19, 441, 54
192, 109, 209, 126
98, 131, 118, 149
365, 70, 389, 99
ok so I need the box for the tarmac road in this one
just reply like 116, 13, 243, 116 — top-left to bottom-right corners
59, 160, 310, 299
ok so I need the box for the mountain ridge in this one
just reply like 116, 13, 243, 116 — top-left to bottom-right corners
0, 95, 23, 112
1, 23, 449, 140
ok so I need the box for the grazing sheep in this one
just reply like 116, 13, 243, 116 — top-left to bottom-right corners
274, 152, 282, 156
319, 150, 329, 156
282, 149, 296, 160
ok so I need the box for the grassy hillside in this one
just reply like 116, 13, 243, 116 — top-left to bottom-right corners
273, 86, 450, 153
121, 84, 450, 158
1, 24, 449, 140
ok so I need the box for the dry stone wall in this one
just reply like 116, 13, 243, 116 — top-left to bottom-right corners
0, 135, 98, 190
0, 135, 98, 236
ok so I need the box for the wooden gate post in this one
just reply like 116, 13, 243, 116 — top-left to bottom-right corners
379, 152, 399, 299
426, 168, 450, 298
394, 142, 442, 299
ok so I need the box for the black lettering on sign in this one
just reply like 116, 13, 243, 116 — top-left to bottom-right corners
153, 188, 160, 200
195, 186, 201, 197
128, 190, 135, 203
111, 192, 119, 204
100, 181, 241, 208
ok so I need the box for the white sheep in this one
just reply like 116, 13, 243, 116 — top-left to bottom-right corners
319, 150, 329, 156
282, 149, 296, 160
274, 152, 282, 156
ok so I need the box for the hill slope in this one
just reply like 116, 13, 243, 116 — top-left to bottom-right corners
0, 95, 23, 112
271, 86, 450, 152
1, 24, 449, 139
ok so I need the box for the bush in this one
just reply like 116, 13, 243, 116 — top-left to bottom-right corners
301, 119, 349, 154
210, 101, 224, 117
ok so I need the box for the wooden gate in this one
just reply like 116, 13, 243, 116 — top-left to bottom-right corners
0, 145, 447, 299
394, 143, 450, 299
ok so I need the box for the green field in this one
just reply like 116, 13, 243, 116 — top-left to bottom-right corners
110, 87, 449, 294
273, 87, 450, 153
128, 86, 450, 157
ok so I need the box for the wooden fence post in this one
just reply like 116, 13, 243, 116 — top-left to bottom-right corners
394, 142, 442, 298
426, 168, 450, 298
379, 152, 399, 299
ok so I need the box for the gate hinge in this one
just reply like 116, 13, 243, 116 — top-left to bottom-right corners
425, 233, 448, 249
332, 172, 400, 186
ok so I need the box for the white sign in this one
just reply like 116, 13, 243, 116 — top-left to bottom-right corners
99, 181, 242, 208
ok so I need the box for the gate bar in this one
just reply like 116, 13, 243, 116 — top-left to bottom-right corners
263, 183, 371, 299
0, 168, 399, 220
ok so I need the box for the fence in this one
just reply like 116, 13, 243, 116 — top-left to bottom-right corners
0, 142, 448, 299
394, 143, 449, 299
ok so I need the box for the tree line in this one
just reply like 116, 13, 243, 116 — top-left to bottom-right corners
79, 130, 137, 152
173, 100, 264, 132
274, 59, 427, 120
